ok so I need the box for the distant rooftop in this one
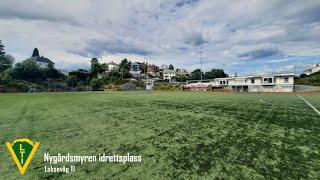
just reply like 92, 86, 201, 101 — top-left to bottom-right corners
30, 48, 54, 64
31, 56, 54, 64
106, 61, 118, 65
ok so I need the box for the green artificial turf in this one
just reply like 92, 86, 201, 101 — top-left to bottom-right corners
0, 92, 319, 179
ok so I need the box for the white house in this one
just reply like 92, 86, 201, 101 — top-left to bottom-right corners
304, 62, 320, 75
163, 70, 176, 82
129, 62, 142, 77
29, 48, 54, 68
106, 61, 118, 71
184, 72, 295, 92
32, 56, 54, 68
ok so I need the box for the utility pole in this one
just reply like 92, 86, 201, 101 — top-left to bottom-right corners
198, 50, 203, 84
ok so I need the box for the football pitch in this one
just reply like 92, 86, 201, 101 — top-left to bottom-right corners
0, 92, 319, 179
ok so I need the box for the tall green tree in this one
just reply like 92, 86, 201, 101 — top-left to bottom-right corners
204, 69, 228, 79
118, 58, 131, 78
90, 78, 103, 90
32, 48, 39, 57
0, 54, 15, 72
0, 40, 4, 55
69, 69, 91, 85
66, 75, 77, 87
168, 64, 174, 70
190, 69, 204, 80
90, 58, 102, 77
43, 63, 61, 79
8, 59, 42, 80
140, 62, 148, 74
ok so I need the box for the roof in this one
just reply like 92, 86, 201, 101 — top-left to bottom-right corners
31, 56, 54, 64
163, 70, 176, 73
106, 61, 118, 66
304, 62, 320, 72
148, 64, 159, 67
215, 73, 294, 80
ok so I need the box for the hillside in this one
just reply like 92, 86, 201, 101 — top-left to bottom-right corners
296, 72, 320, 86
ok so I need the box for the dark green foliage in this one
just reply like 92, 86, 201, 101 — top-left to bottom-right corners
109, 69, 122, 79
118, 58, 131, 78
101, 63, 108, 72
32, 48, 39, 57
190, 68, 204, 80
296, 72, 320, 86
0, 54, 15, 72
154, 83, 181, 90
8, 59, 43, 80
140, 62, 148, 73
204, 69, 228, 79
42, 63, 62, 79
300, 73, 307, 78
90, 58, 103, 77
0, 40, 5, 55
69, 69, 91, 84
172, 75, 187, 82
90, 78, 103, 90
7, 58, 62, 82
169, 64, 174, 70
66, 75, 77, 87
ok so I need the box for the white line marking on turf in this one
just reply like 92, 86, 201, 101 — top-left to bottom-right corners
297, 95, 320, 116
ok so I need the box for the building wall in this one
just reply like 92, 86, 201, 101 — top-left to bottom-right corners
312, 66, 320, 74
249, 85, 293, 92
108, 64, 118, 71
186, 75, 295, 92
37, 62, 49, 68
163, 72, 176, 81
274, 76, 294, 84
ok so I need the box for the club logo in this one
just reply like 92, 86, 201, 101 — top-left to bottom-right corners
6, 138, 40, 175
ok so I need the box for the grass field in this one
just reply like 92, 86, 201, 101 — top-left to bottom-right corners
0, 92, 319, 179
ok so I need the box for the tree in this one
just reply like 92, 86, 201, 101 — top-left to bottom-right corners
118, 58, 131, 78
69, 69, 91, 85
43, 63, 61, 79
101, 63, 108, 72
168, 64, 174, 70
0, 40, 5, 55
66, 75, 77, 88
0, 54, 15, 72
190, 69, 204, 80
109, 69, 122, 80
204, 69, 227, 79
32, 48, 39, 57
300, 73, 307, 78
90, 58, 102, 77
140, 62, 148, 74
90, 78, 103, 91
9, 59, 42, 80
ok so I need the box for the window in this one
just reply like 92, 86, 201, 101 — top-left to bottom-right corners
284, 77, 289, 83
269, 78, 273, 83
264, 78, 273, 83
251, 79, 255, 84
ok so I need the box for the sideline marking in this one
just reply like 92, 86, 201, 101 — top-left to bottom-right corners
297, 95, 320, 116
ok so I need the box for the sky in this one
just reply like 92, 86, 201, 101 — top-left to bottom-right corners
0, 0, 320, 75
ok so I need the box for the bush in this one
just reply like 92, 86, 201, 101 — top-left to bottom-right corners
90, 78, 103, 91
154, 83, 181, 91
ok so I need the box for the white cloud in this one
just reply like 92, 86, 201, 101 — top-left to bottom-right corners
0, 0, 319, 73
